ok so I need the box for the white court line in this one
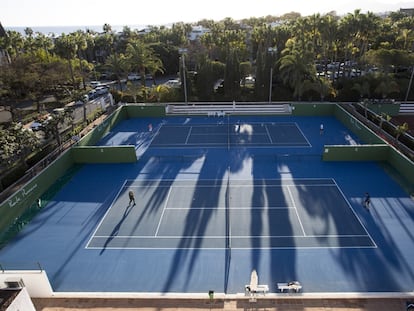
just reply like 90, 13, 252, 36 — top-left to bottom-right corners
85, 179, 129, 249
184, 126, 192, 144
286, 185, 307, 236
332, 179, 377, 248
86, 245, 377, 250
294, 121, 312, 147
92, 233, 371, 239
88, 178, 375, 249
264, 125, 274, 144
167, 206, 296, 210
154, 186, 173, 237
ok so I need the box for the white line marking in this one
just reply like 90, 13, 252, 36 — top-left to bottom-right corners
264, 124, 274, 143
154, 186, 173, 237
286, 185, 307, 236
184, 126, 192, 144
85, 179, 129, 248
332, 179, 377, 247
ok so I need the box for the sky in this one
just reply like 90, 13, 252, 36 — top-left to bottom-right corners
1, 0, 414, 28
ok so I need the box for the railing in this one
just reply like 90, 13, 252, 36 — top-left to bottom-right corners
0, 105, 115, 203
0, 140, 76, 203
340, 103, 414, 161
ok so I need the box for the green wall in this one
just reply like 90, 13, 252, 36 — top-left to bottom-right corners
387, 146, 414, 186
333, 105, 385, 144
124, 104, 166, 118
0, 150, 74, 240
78, 106, 126, 147
323, 145, 389, 161
77, 104, 165, 147
291, 103, 335, 116
366, 102, 400, 116
71, 146, 137, 163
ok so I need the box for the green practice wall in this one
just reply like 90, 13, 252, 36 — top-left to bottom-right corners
124, 104, 165, 118
291, 103, 335, 116
78, 106, 126, 146
323, 145, 389, 161
71, 146, 137, 163
366, 103, 400, 116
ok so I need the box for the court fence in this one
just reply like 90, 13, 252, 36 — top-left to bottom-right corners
330, 105, 414, 191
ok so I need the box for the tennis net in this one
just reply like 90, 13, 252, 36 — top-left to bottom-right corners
225, 171, 231, 252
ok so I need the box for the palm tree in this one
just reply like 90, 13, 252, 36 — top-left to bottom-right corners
43, 110, 74, 146
224, 47, 241, 100
374, 74, 399, 99
315, 77, 336, 101
395, 122, 409, 145
352, 79, 372, 118
125, 39, 163, 92
279, 40, 315, 100
73, 31, 89, 89
0, 30, 24, 62
105, 53, 128, 91
377, 112, 391, 130
54, 34, 77, 89
352, 79, 371, 99
319, 14, 339, 73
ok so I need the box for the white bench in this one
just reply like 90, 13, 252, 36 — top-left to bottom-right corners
245, 284, 269, 295
277, 282, 302, 293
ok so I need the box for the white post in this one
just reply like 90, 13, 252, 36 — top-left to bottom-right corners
268, 47, 277, 104
179, 48, 188, 104
405, 65, 414, 102
269, 67, 273, 103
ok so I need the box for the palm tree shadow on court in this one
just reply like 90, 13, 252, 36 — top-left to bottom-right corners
99, 202, 134, 255
161, 152, 229, 293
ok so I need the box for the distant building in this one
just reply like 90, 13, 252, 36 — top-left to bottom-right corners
400, 8, 414, 16
188, 25, 210, 41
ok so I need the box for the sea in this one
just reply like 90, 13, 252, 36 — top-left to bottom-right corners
6, 24, 150, 36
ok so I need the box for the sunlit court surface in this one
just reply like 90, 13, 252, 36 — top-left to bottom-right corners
0, 115, 413, 294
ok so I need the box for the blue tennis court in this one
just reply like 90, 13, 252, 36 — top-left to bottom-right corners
0, 115, 413, 294
87, 178, 373, 250
150, 122, 310, 147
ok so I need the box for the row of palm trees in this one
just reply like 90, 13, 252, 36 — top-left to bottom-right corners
1, 9, 414, 105
1, 9, 414, 187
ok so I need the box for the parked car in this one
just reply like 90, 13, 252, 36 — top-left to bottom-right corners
240, 75, 255, 86
52, 108, 65, 115
88, 89, 97, 100
214, 79, 224, 92
95, 86, 109, 95
164, 79, 181, 88
128, 73, 140, 81
29, 121, 43, 131
89, 81, 101, 88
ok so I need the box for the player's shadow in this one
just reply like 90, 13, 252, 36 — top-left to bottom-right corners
100, 203, 134, 254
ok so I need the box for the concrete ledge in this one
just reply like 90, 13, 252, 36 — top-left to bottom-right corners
49, 291, 414, 300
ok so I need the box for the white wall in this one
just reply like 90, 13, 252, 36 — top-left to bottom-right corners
0, 270, 53, 297
5, 287, 36, 311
